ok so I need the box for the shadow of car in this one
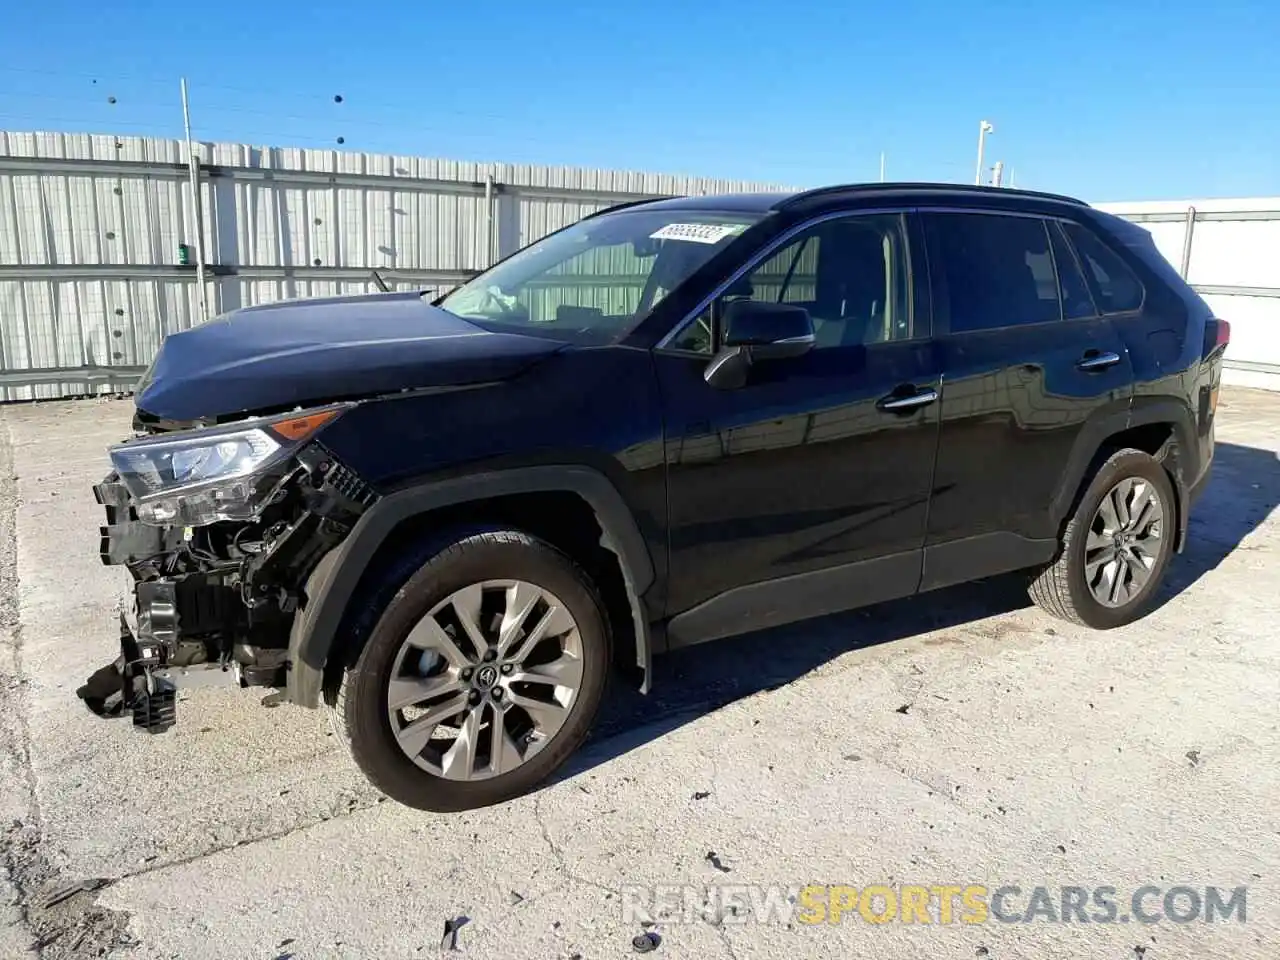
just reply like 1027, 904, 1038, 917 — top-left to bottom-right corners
566, 440, 1280, 777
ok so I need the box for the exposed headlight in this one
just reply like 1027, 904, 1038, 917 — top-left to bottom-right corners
110, 405, 350, 527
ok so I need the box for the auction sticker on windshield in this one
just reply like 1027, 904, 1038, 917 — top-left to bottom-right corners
649, 222, 750, 244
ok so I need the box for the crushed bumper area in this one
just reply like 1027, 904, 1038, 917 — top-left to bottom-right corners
81, 447, 376, 731
77, 610, 251, 733
95, 478, 182, 565
77, 654, 131, 719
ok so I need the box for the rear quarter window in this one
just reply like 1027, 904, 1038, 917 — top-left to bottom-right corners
1062, 221, 1145, 314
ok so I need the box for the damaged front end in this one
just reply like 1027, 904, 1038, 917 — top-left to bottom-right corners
78, 403, 377, 732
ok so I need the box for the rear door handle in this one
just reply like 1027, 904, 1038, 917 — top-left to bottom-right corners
1077, 350, 1122, 371
877, 387, 938, 412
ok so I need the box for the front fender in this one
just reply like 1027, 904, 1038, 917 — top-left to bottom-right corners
285, 466, 656, 707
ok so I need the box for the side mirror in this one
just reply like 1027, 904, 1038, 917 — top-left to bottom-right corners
722, 299, 815, 360
703, 300, 815, 390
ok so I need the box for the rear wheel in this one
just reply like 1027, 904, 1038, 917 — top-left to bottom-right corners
340, 530, 610, 811
1029, 448, 1175, 629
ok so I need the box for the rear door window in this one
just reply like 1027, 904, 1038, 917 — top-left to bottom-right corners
1062, 222, 1145, 314
1049, 221, 1098, 320
926, 213, 1061, 332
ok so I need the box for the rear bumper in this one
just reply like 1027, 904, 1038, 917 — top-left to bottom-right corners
1188, 459, 1212, 508
1174, 445, 1213, 554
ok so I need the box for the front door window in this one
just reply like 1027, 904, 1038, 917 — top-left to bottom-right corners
667, 213, 916, 354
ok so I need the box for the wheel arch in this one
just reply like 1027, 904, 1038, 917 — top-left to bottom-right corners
1051, 398, 1198, 555
285, 466, 656, 708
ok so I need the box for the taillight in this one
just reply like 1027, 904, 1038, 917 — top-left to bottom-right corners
1205, 318, 1229, 416
1204, 317, 1231, 357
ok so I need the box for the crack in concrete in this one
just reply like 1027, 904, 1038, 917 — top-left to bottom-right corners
0, 413, 133, 959
533, 790, 621, 901
852, 744, 964, 807
713, 922, 742, 960
116, 791, 386, 885
706, 746, 726, 801
0, 411, 42, 957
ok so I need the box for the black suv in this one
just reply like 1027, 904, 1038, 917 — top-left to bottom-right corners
82, 183, 1228, 810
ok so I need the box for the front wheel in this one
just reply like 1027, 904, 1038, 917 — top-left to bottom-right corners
1029, 448, 1176, 629
340, 530, 611, 811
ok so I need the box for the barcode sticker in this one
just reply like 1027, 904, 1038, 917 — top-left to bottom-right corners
649, 223, 748, 244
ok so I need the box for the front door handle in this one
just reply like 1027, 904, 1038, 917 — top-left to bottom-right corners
1077, 350, 1122, 372
877, 387, 938, 412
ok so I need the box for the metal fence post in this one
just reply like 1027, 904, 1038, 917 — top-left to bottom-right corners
180, 78, 209, 321
1180, 205, 1197, 280
484, 173, 495, 267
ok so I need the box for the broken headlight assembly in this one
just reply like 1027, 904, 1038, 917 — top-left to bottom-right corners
109, 405, 351, 527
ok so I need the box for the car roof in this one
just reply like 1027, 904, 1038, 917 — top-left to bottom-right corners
592, 193, 793, 215
594, 183, 1089, 218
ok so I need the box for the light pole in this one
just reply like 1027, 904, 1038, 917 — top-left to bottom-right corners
975, 120, 994, 185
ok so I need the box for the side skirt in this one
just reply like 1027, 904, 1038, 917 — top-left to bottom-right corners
919, 531, 1058, 593
665, 550, 922, 650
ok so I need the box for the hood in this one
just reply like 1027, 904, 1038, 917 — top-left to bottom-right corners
135, 291, 567, 422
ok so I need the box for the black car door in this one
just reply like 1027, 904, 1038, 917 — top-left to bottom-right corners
652, 210, 942, 645
919, 209, 1135, 590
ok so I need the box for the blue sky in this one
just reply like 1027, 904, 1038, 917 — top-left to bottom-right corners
4, 0, 1277, 201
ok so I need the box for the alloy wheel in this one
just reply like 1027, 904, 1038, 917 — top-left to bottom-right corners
386, 580, 583, 780
1084, 476, 1165, 608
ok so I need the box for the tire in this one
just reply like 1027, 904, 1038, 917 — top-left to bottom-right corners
339, 529, 611, 811
1029, 448, 1176, 629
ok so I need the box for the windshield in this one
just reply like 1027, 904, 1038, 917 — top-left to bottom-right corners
437, 208, 765, 343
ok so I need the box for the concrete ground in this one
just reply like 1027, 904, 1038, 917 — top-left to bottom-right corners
1, 389, 1278, 960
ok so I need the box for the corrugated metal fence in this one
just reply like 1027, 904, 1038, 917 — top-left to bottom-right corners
0, 131, 793, 400
4, 131, 1277, 400
1094, 197, 1280, 390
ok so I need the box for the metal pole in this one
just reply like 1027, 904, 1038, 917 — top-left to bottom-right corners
991, 160, 1004, 187
1180, 206, 1197, 279
484, 173, 494, 266
181, 78, 209, 321
975, 120, 993, 185
879, 152, 886, 183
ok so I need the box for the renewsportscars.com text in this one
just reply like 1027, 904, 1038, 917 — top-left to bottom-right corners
621, 884, 1248, 926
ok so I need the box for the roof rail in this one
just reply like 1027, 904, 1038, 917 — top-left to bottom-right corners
581, 197, 666, 219
777, 182, 1088, 209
